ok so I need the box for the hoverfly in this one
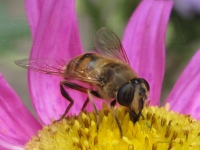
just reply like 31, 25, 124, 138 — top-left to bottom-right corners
15, 27, 150, 137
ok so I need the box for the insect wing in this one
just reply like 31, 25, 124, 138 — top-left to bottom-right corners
14, 58, 68, 76
94, 27, 130, 64
15, 58, 100, 85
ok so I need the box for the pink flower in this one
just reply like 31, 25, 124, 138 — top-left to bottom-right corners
1, 0, 199, 149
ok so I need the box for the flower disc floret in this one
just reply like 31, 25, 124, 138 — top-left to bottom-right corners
25, 104, 200, 150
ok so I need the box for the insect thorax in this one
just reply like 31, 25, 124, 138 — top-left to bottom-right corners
98, 62, 135, 98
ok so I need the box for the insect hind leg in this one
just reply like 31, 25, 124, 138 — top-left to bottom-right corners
57, 81, 101, 122
56, 82, 75, 122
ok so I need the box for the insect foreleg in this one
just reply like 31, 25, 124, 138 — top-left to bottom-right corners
110, 99, 123, 138
87, 90, 100, 132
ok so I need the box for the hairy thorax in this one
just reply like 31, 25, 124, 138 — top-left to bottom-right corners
97, 61, 138, 99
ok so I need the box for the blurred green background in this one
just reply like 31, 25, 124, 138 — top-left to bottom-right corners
0, 1, 200, 118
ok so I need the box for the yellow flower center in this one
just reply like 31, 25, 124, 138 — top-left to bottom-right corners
25, 103, 200, 150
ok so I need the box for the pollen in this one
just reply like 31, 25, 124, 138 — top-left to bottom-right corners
25, 103, 200, 150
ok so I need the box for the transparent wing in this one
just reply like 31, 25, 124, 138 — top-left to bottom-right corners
14, 58, 68, 76
94, 27, 130, 64
14, 58, 100, 85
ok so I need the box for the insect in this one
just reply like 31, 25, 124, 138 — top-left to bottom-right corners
15, 27, 149, 137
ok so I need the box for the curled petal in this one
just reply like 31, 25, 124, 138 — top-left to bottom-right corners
26, 0, 84, 124
0, 74, 41, 147
165, 50, 200, 120
123, 0, 173, 105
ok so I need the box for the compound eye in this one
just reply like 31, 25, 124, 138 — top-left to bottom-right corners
117, 82, 134, 106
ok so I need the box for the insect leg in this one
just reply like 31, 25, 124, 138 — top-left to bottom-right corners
57, 82, 75, 122
58, 81, 101, 121
61, 81, 101, 111
81, 91, 101, 111
87, 90, 100, 132
110, 99, 123, 138
81, 97, 89, 112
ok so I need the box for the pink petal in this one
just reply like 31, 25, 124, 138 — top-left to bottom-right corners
0, 140, 23, 150
122, 0, 173, 105
165, 50, 200, 120
0, 73, 41, 147
25, 0, 41, 39
26, 0, 84, 124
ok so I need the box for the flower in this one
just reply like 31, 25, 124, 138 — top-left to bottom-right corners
25, 104, 200, 150
0, 0, 200, 149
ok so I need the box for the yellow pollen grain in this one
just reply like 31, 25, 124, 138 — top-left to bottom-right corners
25, 103, 200, 150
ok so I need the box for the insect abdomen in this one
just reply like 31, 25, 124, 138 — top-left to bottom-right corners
65, 53, 100, 76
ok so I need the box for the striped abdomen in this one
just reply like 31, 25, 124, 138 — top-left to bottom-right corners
64, 53, 103, 82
